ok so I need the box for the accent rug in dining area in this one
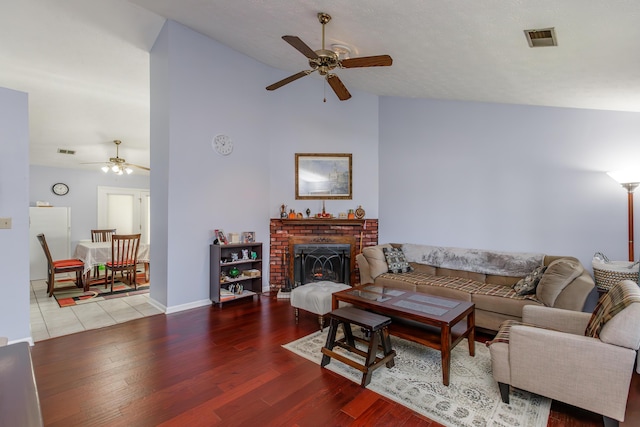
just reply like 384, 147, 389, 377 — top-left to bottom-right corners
53, 278, 149, 308
283, 329, 551, 427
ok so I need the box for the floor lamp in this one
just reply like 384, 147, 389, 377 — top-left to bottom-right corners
607, 171, 640, 261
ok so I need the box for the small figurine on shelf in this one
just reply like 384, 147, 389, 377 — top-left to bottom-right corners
305, 208, 311, 218
228, 267, 240, 278
280, 204, 287, 218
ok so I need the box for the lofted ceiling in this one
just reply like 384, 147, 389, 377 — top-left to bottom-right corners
2, 0, 639, 172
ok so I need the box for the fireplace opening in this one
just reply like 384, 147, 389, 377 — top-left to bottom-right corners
294, 244, 351, 286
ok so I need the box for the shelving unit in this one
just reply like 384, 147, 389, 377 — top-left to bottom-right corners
210, 242, 262, 305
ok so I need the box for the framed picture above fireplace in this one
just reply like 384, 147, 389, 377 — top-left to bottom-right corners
295, 153, 352, 200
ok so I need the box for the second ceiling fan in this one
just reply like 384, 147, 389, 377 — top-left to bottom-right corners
266, 12, 392, 101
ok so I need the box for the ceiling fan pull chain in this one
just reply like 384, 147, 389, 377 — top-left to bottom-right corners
323, 79, 327, 103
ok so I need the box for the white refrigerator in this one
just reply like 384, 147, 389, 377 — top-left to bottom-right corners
29, 207, 71, 281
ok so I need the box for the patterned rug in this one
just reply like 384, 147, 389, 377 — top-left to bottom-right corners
52, 278, 149, 307
283, 330, 551, 427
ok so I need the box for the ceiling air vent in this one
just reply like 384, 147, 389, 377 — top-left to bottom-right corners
524, 27, 557, 47
57, 148, 76, 155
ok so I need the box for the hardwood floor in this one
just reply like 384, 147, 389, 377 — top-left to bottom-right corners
31, 294, 639, 426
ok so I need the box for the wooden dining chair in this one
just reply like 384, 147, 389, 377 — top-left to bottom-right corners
90, 229, 116, 278
36, 233, 84, 297
105, 234, 141, 293
91, 229, 116, 243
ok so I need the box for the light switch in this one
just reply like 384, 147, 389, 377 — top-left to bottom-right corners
0, 218, 11, 229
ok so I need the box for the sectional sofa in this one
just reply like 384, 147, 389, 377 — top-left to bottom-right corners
356, 243, 596, 331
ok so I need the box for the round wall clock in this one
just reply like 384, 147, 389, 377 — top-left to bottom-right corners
52, 183, 69, 196
213, 134, 233, 156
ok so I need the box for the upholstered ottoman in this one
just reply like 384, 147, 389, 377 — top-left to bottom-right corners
290, 281, 351, 330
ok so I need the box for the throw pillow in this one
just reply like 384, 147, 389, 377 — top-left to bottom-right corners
362, 244, 394, 279
383, 247, 413, 274
585, 280, 640, 339
512, 265, 547, 296
536, 258, 584, 306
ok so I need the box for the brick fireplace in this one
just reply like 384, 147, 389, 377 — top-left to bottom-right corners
269, 218, 379, 291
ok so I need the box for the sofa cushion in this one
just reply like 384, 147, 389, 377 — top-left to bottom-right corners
472, 284, 543, 317
536, 258, 583, 306
512, 265, 547, 295
383, 247, 413, 273
361, 244, 393, 279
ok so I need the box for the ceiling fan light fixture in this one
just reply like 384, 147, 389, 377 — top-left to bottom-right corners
125, 167, 133, 175
101, 165, 110, 173
111, 164, 120, 173
331, 44, 352, 60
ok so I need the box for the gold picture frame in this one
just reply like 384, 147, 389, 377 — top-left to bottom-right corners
295, 153, 352, 200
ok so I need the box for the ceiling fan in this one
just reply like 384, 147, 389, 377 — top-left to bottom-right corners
266, 12, 392, 101
83, 140, 150, 174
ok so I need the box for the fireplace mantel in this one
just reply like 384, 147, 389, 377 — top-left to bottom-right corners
280, 219, 366, 226
269, 218, 378, 291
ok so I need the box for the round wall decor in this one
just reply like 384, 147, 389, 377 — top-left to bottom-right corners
52, 183, 69, 196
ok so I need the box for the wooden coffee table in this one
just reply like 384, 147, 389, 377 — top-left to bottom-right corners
332, 284, 475, 386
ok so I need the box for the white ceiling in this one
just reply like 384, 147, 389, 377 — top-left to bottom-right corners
2, 0, 640, 172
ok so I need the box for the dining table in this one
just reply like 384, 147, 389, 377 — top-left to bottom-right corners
73, 241, 150, 288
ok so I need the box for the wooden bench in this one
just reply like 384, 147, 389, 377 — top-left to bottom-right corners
321, 306, 396, 387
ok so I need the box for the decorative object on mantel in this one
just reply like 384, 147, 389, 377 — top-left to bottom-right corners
280, 204, 288, 218
306, 208, 311, 218
295, 153, 352, 200
348, 209, 355, 219
354, 205, 365, 219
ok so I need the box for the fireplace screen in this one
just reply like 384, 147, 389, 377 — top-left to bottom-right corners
294, 244, 351, 286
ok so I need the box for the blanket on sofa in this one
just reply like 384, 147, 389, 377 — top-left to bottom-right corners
402, 244, 544, 277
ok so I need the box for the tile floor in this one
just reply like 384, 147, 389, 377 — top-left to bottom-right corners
30, 276, 163, 342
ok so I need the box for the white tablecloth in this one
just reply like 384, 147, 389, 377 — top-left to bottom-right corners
73, 241, 150, 274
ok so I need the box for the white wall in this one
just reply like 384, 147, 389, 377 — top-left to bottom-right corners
30, 165, 149, 246
0, 87, 30, 343
379, 97, 640, 270
149, 21, 381, 311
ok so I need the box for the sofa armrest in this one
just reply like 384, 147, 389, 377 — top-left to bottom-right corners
355, 253, 372, 284
522, 305, 591, 334
509, 324, 636, 421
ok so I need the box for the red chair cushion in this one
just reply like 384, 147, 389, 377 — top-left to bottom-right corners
53, 259, 84, 268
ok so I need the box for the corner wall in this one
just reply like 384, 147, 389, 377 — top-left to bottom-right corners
0, 87, 30, 343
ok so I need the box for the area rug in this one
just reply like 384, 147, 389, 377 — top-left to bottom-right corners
53, 278, 149, 308
283, 330, 550, 427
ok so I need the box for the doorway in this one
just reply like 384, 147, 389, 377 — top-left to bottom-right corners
97, 186, 150, 244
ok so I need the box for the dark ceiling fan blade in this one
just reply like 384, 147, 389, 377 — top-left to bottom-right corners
266, 70, 313, 91
282, 35, 319, 60
341, 55, 393, 68
326, 74, 352, 101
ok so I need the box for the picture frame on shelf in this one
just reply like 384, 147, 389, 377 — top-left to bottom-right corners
214, 229, 228, 245
242, 231, 255, 243
295, 153, 352, 200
